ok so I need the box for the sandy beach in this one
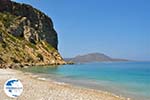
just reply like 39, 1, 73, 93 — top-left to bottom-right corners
0, 69, 129, 100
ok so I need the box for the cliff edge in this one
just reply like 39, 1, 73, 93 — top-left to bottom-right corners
0, 0, 66, 68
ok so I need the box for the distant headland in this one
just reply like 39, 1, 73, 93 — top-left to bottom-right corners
64, 53, 130, 63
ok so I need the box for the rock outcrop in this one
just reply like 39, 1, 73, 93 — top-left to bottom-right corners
0, 0, 66, 68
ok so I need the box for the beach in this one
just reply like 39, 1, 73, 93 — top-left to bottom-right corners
0, 69, 128, 100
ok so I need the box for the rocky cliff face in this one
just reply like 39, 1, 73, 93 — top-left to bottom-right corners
0, 0, 66, 68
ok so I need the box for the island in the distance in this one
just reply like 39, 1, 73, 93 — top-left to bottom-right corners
64, 53, 129, 63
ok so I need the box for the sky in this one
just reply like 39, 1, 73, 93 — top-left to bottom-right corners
14, 0, 150, 61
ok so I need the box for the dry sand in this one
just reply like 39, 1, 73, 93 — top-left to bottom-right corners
0, 69, 130, 100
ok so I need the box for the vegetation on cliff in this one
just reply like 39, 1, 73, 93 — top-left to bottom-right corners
0, 0, 66, 68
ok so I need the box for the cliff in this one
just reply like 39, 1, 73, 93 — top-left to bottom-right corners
0, 0, 66, 68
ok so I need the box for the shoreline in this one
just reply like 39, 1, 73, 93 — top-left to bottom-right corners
0, 68, 129, 100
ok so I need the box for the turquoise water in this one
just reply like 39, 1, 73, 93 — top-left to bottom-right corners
21, 62, 150, 100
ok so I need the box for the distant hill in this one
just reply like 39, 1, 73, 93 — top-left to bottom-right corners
64, 53, 129, 63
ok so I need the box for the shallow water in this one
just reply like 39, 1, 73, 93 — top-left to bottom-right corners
21, 62, 150, 100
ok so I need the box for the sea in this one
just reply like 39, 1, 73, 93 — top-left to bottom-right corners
20, 62, 150, 100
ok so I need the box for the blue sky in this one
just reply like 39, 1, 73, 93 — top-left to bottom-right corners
14, 0, 150, 61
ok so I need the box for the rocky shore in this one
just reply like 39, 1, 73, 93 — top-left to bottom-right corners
0, 62, 68, 69
0, 69, 130, 100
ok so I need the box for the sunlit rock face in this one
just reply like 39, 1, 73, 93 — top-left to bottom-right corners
0, 0, 66, 67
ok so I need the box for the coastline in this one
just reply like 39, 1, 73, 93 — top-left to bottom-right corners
0, 69, 129, 100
